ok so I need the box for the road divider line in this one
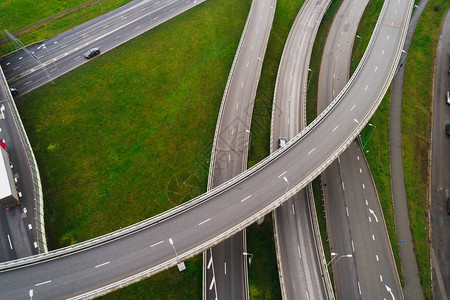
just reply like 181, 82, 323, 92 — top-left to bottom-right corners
150, 240, 163, 248
7, 234, 12, 249
241, 195, 252, 202
308, 148, 315, 155
95, 261, 110, 268
198, 218, 211, 226
278, 171, 286, 178
35, 280, 51, 286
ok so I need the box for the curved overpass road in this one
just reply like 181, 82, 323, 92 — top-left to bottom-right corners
204, 0, 275, 299
0, 0, 413, 297
318, 0, 402, 298
270, 0, 332, 298
1, 0, 206, 95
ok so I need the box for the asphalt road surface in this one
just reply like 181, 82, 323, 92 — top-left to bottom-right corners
271, 0, 332, 298
0, 73, 38, 262
0, 0, 413, 297
431, 10, 450, 300
1, 0, 206, 94
318, 0, 402, 298
204, 0, 275, 299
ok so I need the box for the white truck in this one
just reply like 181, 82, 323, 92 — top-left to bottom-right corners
0, 141, 19, 209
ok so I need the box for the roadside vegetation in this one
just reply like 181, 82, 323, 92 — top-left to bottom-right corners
400, 1, 448, 298
0, 0, 133, 56
16, 0, 251, 298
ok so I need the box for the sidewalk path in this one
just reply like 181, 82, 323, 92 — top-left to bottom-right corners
389, 0, 428, 299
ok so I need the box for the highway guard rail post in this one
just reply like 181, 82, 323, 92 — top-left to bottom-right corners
0, 66, 47, 253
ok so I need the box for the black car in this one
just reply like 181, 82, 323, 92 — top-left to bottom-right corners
446, 123, 450, 135
9, 87, 18, 96
84, 48, 100, 59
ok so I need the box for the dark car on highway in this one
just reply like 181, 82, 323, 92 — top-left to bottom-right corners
84, 48, 100, 59
446, 123, 450, 135
9, 87, 18, 96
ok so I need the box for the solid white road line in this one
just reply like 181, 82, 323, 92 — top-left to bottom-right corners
95, 261, 110, 268
7, 234, 12, 249
241, 195, 252, 202
198, 218, 211, 226
207, 256, 213, 269
35, 280, 51, 286
150, 240, 164, 247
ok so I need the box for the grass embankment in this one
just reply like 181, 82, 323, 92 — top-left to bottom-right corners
245, 0, 303, 297
17, 0, 251, 298
0, 0, 133, 56
350, 0, 404, 285
401, 1, 448, 298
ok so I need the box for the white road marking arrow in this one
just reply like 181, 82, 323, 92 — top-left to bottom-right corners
385, 284, 395, 300
369, 208, 379, 222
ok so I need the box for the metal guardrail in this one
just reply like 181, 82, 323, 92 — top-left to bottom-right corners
0, 0, 414, 297
0, 67, 47, 253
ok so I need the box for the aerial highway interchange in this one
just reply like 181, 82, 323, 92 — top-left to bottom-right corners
0, 0, 436, 298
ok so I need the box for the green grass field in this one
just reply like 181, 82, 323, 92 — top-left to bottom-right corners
401, 1, 449, 298
0, 0, 134, 55
17, 0, 251, 298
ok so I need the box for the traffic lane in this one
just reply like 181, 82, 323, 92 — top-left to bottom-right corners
318, 0, 369, 111
275, 191, 326, 299
4, 207, 35, 259
0, 209, 16, 262
206, 0, 275, 298
210, 0, 275, 186
0, 91, 39, 256
340, 142, 401, 299
1, 0, 180, 76
321, 160, 359, 299
205, 234, 245, 300
2, 0, 207, 93
431, 12, 450, 299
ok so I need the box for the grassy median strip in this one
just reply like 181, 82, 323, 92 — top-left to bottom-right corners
0, 0, 134, 55
401, 1, 448, 298
17, 0, 251, 298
